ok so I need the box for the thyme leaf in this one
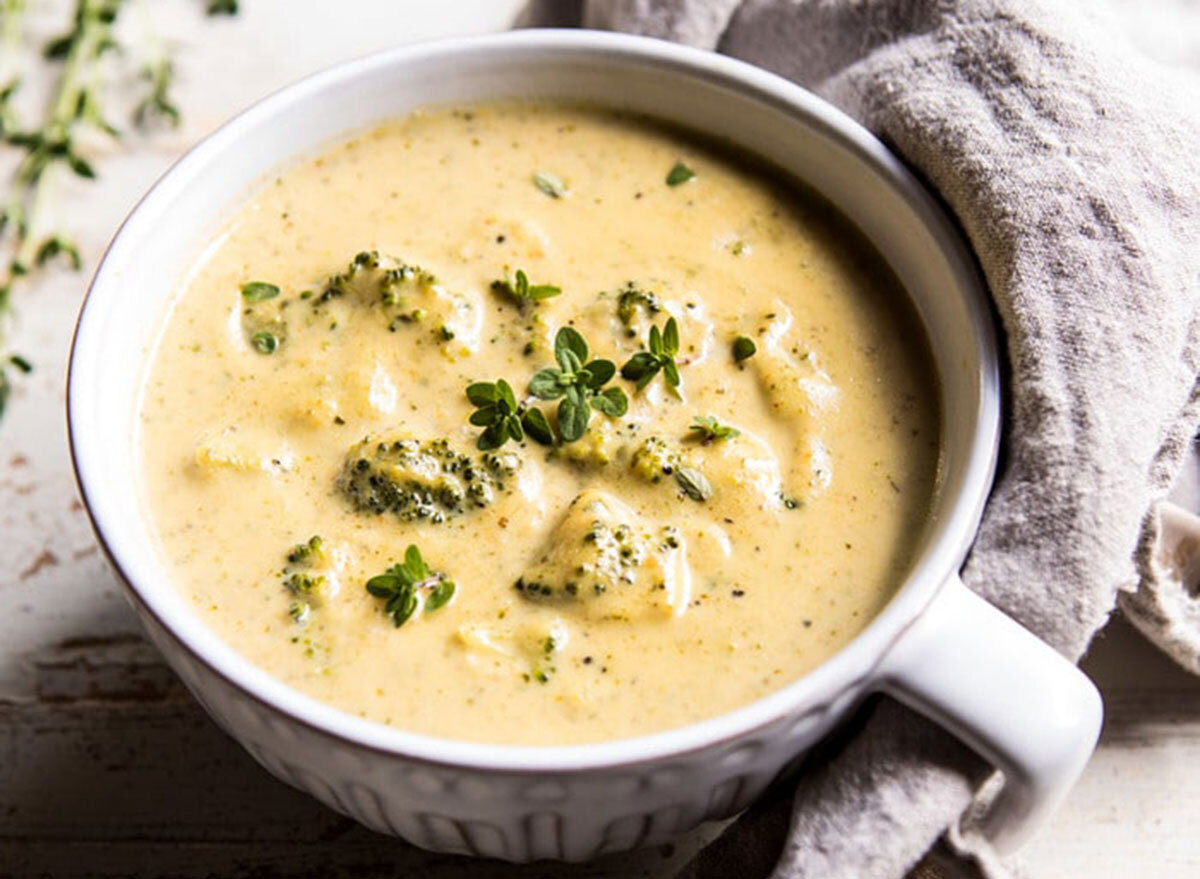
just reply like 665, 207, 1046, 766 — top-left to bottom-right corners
666, 161, 696, 187
251, 329, 278, 354
733, 335, 757, 362
533, 170, 567, 199
241, 281, 280, 302
675, 466, 712, 502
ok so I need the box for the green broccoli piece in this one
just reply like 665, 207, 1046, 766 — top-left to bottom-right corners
280, 535, 332, 624
286, 535, 328, 567
337, 437, 519, 523
629, 435, 683, 483
514, 490, 686, 621
315, 250, 436, 309
616, 282, 662, 335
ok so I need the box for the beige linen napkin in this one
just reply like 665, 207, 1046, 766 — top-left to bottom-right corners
555, 0, 1200, 875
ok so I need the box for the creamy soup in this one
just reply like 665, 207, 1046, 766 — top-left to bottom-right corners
139, 104, 939, 745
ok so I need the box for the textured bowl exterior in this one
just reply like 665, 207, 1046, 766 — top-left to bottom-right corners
128, 581, 864, 861
69, 30, 1000, 862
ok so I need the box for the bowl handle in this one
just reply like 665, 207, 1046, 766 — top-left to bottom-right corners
876, 575, 1103, 853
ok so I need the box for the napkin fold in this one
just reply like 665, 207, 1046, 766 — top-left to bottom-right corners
567, 1, 1200, 875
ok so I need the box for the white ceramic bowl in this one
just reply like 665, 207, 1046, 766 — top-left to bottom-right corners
68, 30, 1101, 863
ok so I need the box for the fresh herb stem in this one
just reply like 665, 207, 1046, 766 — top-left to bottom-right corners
134, 56, 179, 129
0, 1, 25, 89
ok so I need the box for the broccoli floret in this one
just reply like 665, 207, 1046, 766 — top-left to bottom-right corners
280, 535, 334, 624
337, 436, 519, 523
616, 282, 662, 334
286, 535, 328, 567
315, 250, 436, 308
514, 490, 687, 621
284, 571, 328, 615
314, 251, 479, 348
629, 435, 682, 483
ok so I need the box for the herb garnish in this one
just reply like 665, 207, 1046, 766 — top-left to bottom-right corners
666, 161, 696, 187
466, 377, 553, 450
134, 58, 180, 129
206, 0, 238, 14
365, 545, 455, 627
491, 268, 561, 309
529, 327, 628, 442
0, 352, 29, 418
675, 466, 712, 502
616, 281, 661, 330
250, 329, 278, 354
733, 336, 757, 362
241, 281, 279, 302
533, 171, 567, 199
425, 578, 457, 612
0, 0, 129, 419
620, 316, 681, 392
467, 327, 628, 448
690, 415, 739, 443
34, 235, 81, 269
467, 378, 522, 449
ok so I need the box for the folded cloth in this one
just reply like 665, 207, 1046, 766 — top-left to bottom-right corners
573, 1, 1200, 876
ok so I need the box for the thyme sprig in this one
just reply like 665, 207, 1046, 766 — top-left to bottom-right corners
620, 316, 682, 392
690, 415, 739, 444
466, 327, 629, 449
491, 267, 561, 310
529, 327, 628, 442
466, 377, 553, 450
366, 545, 456, 627
0, 0, 130, 417
133, 57, 179, 129
732, 335, 757, 362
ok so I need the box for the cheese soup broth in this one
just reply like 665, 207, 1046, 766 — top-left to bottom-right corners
139, 104, 939, 744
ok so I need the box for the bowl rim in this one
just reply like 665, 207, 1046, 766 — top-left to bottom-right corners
67, 28, 1000, 773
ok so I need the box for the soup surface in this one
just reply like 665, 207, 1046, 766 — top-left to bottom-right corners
139, 103, 939, 745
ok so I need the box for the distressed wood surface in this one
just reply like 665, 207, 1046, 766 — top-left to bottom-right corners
3, 2, 1199, 877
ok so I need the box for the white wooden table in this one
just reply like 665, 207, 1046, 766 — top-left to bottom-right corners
3, 2, 1199, 876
